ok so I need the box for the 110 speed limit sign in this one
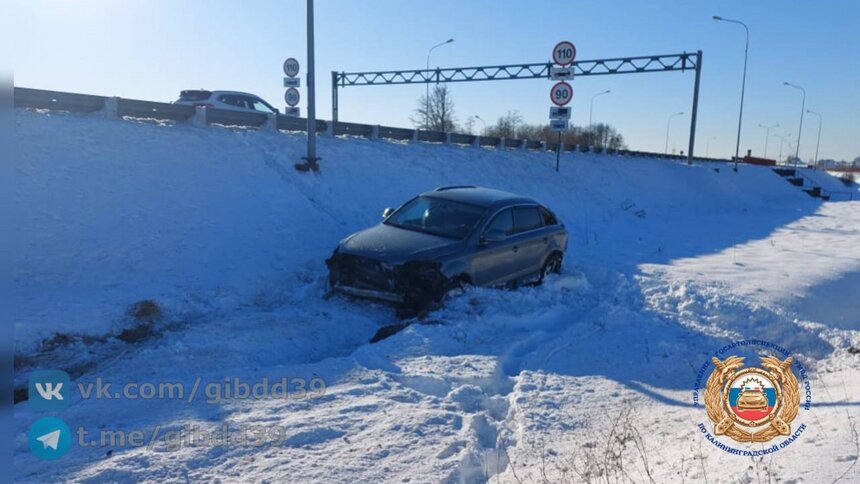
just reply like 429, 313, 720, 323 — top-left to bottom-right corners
552, 41, 576, 66
550, 81, 573, 106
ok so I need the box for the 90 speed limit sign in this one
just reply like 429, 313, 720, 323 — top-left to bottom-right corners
284, 88, 300, 107
550, 81, 573, 106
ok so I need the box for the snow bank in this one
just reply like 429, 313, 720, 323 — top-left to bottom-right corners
10, 109, 832, 352
11, 109, 860, 483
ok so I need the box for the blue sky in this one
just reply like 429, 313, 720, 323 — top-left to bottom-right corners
11, 0, 860, 161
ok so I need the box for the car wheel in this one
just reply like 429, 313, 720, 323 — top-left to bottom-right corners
540, 254, 563, 283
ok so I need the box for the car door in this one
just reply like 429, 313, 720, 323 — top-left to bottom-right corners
471, 208, 521, 286
509, 205, 548, 279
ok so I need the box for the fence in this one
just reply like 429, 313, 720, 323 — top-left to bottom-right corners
13, 87, 729, 163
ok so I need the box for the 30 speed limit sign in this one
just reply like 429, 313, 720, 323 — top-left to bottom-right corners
552, 41, 576, 66
284, 88, 300, 107
550, 81, 573, 106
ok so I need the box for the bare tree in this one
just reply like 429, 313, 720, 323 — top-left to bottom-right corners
586, 123, 626, 150
412, 85, 458, 132
485, 111, 524, 138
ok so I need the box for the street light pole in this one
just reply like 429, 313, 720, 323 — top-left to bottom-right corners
758, 123, 779, 159
774, 133, 791, 164
425, 38, 454, 129
588, 90, 611, 147
706, 136, 717, 157
472, 115, 486, 134
713, 15, 749, 172
784, 81, 806, 167
665, 111, 684, 154
806, 109, 822, 168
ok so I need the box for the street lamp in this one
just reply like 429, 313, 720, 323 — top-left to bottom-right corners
783, 81, 806, 167
806, 109, 822, 168
706, 136, 717, 157
424, 38, 455, 129
713, 15, 749, 172
758, 123, 779, 159
665, 111, 684, 154
472, 115, 487, 134
774, 133, 791, 164
589, 90, 611, 147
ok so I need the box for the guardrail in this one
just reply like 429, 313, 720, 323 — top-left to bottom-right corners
14, 87, 730, 164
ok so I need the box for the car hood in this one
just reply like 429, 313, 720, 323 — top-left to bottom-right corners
337, 223, 463, 262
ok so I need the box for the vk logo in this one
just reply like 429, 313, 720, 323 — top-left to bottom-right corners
29, 370, 71, 411
28, 417, 72, 460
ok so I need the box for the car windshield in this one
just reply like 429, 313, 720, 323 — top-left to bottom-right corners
385, 196, 487, 239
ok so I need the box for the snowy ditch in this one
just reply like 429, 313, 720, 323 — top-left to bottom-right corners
11, 109, 860, 482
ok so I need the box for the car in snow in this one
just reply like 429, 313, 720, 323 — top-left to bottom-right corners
173, 90, 279, 114
326, 186, 568, 310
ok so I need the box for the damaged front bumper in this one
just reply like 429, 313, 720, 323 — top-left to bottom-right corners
325, 252, 450, 308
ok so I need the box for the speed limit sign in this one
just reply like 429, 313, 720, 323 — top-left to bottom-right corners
284, 87, 300, 107
283, 57, 300, 77
552, 41, 576, 66
550, 81, 573, 106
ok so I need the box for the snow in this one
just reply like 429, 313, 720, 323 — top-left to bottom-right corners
11, 109, 860, 483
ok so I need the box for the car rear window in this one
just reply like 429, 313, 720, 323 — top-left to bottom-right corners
540, 207, 558, 225
179, 90, 212, 101
512, 206, 543, 233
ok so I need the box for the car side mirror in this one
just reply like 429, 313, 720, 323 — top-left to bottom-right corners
382, 207, 395, 219
481, 229, 506, 244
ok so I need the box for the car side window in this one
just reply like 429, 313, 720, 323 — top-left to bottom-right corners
484, 209, 514, 236
540, 206, 558, 225
512, 206, 543, 234
218, 95, 247, 109
246, 97, 275, 113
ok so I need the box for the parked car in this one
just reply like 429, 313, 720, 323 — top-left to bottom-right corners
326, 186, 568, 310
173, 90, 279, 114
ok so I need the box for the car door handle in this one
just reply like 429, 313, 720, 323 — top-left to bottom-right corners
512, 246, 519, 253
543, 237, 549, 243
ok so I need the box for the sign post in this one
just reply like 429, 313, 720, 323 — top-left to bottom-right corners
549, 41, 576, 172
549, 40, 576, 171
295, 0, 319, 173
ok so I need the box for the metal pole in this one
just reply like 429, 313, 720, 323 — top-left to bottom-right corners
806, 109, 821, 168
776, 134, 783, 162
687, 51, 701, 165
784, 82, 805, 167
588, 90, 610, 147
665, 111, 683, 154
425, 39, 454, 129
713, 17, 748, 171
758, 123, 778, 159
331, 71, 338, 123
556, 132, 561, 172
299, 0, 319, 172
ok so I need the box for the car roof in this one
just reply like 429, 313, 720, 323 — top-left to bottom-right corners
422, 186, 537, 209
210, 91, 263, 98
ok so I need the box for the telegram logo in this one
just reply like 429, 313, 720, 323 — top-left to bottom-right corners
28, 417, 72, 460
29, 369, 71, 412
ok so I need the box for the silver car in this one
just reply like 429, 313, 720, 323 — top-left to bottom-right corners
173, 90, 279, 114
326, 186, 568, 310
